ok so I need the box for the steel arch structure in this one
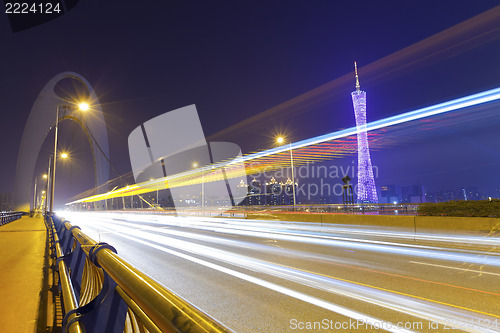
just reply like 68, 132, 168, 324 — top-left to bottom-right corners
14, 72, 109, 211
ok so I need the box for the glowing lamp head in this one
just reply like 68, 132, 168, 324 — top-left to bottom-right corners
61, 152, 68, 159
276, 137, 284, 144
43, 174, 48, 179
192, 162, 198, 168
78, 102, 89, 111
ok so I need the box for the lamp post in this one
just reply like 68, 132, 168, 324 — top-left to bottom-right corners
49, 102, 87, 213
155, 180, 159, 207
150, 178, 159, 209
193, 162, 204, 208
49, 104, 60, 214
40, 190, 46, 211
45, 156, 52, 214
277, 137, 296, 210
33, 173, 48, 213
33, 176, 38, 214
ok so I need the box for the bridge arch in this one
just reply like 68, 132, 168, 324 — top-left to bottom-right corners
14, 72, 109, 211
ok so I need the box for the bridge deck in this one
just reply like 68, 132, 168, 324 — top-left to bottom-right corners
0, 215, 48, 333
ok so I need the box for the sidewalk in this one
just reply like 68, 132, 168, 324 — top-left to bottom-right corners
0, 215, 48, 333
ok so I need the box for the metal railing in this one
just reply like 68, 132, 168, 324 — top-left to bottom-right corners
67, 203, 421, 219
0, 211, 24, 226
47, 214, 231, 333
235, 203, 421, 215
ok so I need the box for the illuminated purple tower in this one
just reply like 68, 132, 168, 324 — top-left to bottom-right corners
351, 62, 378, 203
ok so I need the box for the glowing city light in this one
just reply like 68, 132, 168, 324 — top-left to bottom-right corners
78, 102, 89, 111
351, 62, 378, 203
66, 86, 500, 205
235, 86, 500, 164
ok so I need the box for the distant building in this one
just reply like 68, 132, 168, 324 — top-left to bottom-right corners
435, 190, 457, 202
379, 185, 400, 204
0, 192, 14, 211
460, 187, 480, 201
263, 177, 296, 206
282, 178, 297, 205
265, 177, 281, 205
238, 178, 263, 206
424, 192, 436, 203
401, 185, 426, 203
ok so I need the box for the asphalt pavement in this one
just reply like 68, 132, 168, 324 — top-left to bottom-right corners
59, 211, 500, 333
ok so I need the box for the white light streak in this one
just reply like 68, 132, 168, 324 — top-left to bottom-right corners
63, 212, 500, 333
409, 261, 500, 277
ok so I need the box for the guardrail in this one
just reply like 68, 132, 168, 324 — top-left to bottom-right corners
47, 214, 231, 333
0, 211, 24, 226
236, 203, 421, 215
67, 203, 421, 218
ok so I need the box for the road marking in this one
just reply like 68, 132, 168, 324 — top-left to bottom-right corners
90, 217, 500, 297
93, 222, 417, 333
410, 261, 500, 277
315, 259, 500, 297
81, 218, 500, 322
295, 265, 500, 319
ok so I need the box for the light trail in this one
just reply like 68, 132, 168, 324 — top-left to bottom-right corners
229, 86, 500, 163
65, 212, 500, 267
135, 219, 500, 267
409, 261, 500, 277
90, 222, 417, 333
63, 212, 500, 332
76, 214, 500, 297
67, 86, 500, 204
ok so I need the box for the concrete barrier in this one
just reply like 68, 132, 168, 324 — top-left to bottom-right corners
415, 216, 500, 234
246, 212, 322, 223
246, 212, 500, 235
321, 214, 415, 229
247, 212, 414, 228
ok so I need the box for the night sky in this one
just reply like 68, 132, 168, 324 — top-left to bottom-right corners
1, 1, 500, 204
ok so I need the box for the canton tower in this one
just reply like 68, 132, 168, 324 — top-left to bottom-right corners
351, 62, 378, 203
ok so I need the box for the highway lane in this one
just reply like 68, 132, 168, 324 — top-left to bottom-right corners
59, 211, 500, 333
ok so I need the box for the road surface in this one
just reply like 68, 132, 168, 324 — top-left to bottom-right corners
59, 211, 500, 333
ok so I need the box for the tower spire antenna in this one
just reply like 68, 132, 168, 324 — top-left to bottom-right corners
354, 61, 360, 91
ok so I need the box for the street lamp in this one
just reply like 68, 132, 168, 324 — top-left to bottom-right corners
276, 137, 296, 210
45, 156, 52, 214
150, 178, 159, 209
78, 102, 89, 111
33, 176, 38, 214
41, 173, 48, 212
193, 162, 204, 208
34, 174, 49, 213
49, 101, 88, 213
41, 191, 46, 209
